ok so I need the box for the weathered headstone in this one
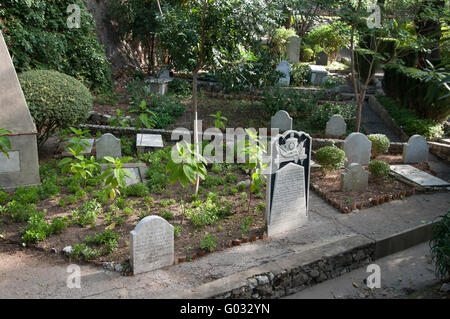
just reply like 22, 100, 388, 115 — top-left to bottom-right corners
100, 163, 147, 186
0, 31, 40, 190
343, 133, 371, 166
325, 114, 347, 136
130, 216, 174, 275
136, 134, 164, 154
402, 135, 429, 163
309, 65, 328, 85
316, 52, 328, 66
271, 110, 293, 133
276, 60, 291, 86
266, 130, 312, 237
341, 163, 368, 192
390, 164, 449, 188
96, 133, 121, 160
287, 35, 300, 64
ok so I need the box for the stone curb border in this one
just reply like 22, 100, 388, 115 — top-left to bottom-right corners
164, 221, 437, 299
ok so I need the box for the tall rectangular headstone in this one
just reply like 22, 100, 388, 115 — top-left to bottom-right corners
276, 60, 291, 86
0, 31, 40, 190
96, 133, 121, 159
266, 131, 312, 237
287, 36, 300, 64
130, 216, 174, 274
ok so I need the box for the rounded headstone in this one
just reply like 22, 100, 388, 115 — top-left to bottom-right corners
325, 114, 347, 136
343, 133, 372, 166
402, 135, 428, 163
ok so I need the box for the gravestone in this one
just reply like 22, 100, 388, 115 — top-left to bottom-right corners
276, 60, 291, 86
136, 134, 164, 154
402, 135, 429, 163
266, 130, 312, 237
341, 163, 368, 192
309, 65, 328, 85
390, 165, 450, 188
325, 114, 347, 136
316, 52, 328, 66
271, 110, 293, 133
343, 133, 371, 167
96, 133, 121, 160
287, 36, 300, 64
0, 31, 40, 190
100, 163, 147, 186
130, 215, 174, 274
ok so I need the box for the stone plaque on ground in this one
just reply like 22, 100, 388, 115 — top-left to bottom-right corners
271, 110, 293, 133
390, 165, 449, 188
130, 215, 174, 275
0, 30, 40, 190
100, 163, 147, 186
343, 133, 372, 167
266, 130, 312, 237
325, 114, 347, 136
96, 133, 121, 160
402, 135, 429, 163
309, 65, 328, 85
276, 60, 291, 86
287, 36, 300, 64
341, 163, 368, 192
136, 134, 164, 154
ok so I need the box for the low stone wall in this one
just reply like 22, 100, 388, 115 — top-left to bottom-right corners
312, 138, 404, 155
428, 141, 450, 163
368, 95, 409, 142
213, 241, 375, 299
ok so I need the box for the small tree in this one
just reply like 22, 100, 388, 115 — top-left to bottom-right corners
157, 0, 281, 192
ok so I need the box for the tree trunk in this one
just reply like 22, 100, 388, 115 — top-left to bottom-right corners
192, 69, 200, 195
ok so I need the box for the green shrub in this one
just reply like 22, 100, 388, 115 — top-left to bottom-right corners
368, 160, 390, 179
0, 189, 8, 204
300, 46, 315, 62
368, 134, 390, 157
84, 230, 119, 255
376, 95, 444, 138
123, 183, 150, 197
315, 146, 346, 174
70, 243, 101, 261
4, 200, 38, 222
174, 225, 182, 238
72, 199, 102, 227
200, 233, 217, 252
430, 211, 450, 279
291, 63, 312, 86
22, 212, 51, 243
186, 198, 228, 227
168, 78, 191, 98
263, 87, 320, 116
19, 70, 93, 145
50, 217, 69, 235
14, 186, 40, 204
38, 179, 60, 199
355, 48, 380, 80
159, 209, 174, 220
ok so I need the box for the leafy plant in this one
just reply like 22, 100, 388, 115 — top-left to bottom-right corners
174, 225, 182, 238
368, 134, 390, 157
70, 243, 101, 261
59, 149, 100, 187
0, 129, 11, 157
22, 211, 51, 243
430, 211, 450, 279
123, 183, 150, 198
100, 157, 134, 200
166, 142, 207, 195
159, 210, 174, 220
368, 160, 390, 180
200, 233, 217, 252
240, 216, 253, 237
84, 230, 119, 255
315, 146, 346, 175
209, 111, 227, 131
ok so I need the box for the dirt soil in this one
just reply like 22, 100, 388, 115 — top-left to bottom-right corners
310, 154, 437, 213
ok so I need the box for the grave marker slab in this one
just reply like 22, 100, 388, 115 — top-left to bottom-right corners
0, 31, 40, 190
287, 36, 300, 64
390, 165, 449, 188
271, 110, 293, 133
309, 65, 328, 85
402, 135, 429, 163
100, 163, 147, 186
130, 216, 174, 274
136, 134, 164, 154
325, 114, 347, 136
316, 52, 328, 66
266, 130, 311, 237
276, 60, 291, 86
96, 133, 121, 160
343, 133, 371, 166
341, 163, 368, 192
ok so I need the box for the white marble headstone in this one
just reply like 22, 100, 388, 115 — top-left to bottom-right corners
402, 135, 428, 163
343, 133, 371, 167
325, 114, 347, 136
341, 163, 368, 192
276, 60, 291, 86
271, 110, 293, 133
96, 133, 121, 160
130, 216, 174, 275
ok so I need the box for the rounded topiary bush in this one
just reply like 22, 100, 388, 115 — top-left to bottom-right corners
368, 160, 390, 179
19, 70, 93, 145
368, 134, 390, 157
315, 146, 346, 174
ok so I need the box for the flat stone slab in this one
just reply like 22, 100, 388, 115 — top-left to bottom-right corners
136, 134, 164, 148
390, 165, 450, 187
